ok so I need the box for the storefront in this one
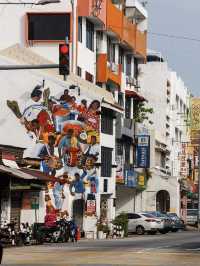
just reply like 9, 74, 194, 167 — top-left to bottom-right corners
0, 164, 51, 227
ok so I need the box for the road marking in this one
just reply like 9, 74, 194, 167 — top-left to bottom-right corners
185, 248, 200, 251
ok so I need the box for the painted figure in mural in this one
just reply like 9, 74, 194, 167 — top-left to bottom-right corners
58, 129, 82, 167
86, 135, 99, 158
39, 134, 59, 176
7, 84, 101, 219
44, 205, 57, 227
59, 89, 72, 103
70, 173, 85, 195
84, 100, 100, 131
81, 155, 99, 194
21, 86, 43, 121
77, 99, 87, 115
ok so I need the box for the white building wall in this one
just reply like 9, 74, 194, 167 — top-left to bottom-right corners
139, 61, 168, 144
137, 55, 191, 215
77, 17, 97, 80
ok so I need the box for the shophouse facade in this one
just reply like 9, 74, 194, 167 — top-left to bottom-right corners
0, 0, 148, 235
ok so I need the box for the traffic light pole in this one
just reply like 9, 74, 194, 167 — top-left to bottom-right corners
0, 64, 59, 70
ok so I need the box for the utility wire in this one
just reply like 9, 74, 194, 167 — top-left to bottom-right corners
148, 31, 200, 43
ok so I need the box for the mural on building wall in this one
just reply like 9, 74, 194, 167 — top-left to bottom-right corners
7, 85, 100, 218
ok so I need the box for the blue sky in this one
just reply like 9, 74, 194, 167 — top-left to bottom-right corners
146, 0, 200, 95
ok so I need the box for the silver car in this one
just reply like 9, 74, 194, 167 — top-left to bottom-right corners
127, 213, 162, 235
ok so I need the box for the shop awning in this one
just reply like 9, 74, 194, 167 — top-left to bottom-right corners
102, 98, 124, 113
0, 164, 52, 182
125, 90, 146, 102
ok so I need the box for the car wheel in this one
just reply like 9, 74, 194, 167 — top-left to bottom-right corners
159, 229, 167, 234
149, 231, 157, 235
136, 226, 145, 235
171, 229, 178, 232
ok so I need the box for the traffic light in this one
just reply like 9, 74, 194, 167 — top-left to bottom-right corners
59, 44, 70, 76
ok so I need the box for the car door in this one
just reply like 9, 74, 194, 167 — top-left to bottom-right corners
127, 213, 135, 232
132, 214, 143, 231
128, 213, 142, 232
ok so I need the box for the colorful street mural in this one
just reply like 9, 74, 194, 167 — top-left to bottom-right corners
7, 85, 100, 219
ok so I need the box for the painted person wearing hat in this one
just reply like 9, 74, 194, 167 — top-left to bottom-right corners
21, 85, 44, 122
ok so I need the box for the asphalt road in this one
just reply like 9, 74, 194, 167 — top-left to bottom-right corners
2, 230, 200, 266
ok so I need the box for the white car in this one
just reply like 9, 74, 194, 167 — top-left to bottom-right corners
127, 212, 163, 235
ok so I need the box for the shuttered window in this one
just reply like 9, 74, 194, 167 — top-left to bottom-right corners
101, 108, 113, 135
101, 147, 112, 177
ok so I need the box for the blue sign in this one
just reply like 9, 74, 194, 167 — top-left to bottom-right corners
125, 170, 137, 188
136, 135, 150, 168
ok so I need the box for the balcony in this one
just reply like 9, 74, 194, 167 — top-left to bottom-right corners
77, 0, 107, 26
135, 30, 147, 58
122, 118, 134, 138
116, 114, 134, 139
96, 53, 122, 85
125, 0, 148, 24
106, 0, 123, 38
122, 16, 136, 50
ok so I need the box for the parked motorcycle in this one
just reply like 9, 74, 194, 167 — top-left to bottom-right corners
32, 218, 70, 244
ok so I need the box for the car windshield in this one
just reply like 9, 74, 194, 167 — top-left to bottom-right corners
187, 210, 198, 216
147, 212, 162, 217
168, 213, 178, 218
141, 213, 155, 218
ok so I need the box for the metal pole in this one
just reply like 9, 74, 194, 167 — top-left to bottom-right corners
0, 64, 58, 70
198, 146, 200, 231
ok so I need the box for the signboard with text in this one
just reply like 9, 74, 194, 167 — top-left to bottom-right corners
135, 135, 150, 168
124, 170, 137, 188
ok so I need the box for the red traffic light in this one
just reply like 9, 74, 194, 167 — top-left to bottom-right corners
60, 44, 69, 54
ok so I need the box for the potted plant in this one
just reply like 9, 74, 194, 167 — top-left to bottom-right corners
112, 213, 128, 237
97, 223, 104, 239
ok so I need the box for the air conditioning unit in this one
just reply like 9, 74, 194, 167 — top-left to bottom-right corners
110, 62, 118, 73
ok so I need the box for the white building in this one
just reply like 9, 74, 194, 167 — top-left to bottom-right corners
135, 51, 191, 215
0, 0, 148, 235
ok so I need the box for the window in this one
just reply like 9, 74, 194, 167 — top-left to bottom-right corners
27, 13, 70, 42
118, 92, 124, 107
124, 142, 131, 165
101, 147, 112, 177
103, 179, 108, 192
77, 66, 82, 77
101, 108, 113, 135
119, 47, 125, 72
126, 55, 132, 76
85, 71, 94, 83
86, 19, 94, 51
125, 97, 131, 119
128, 213, 141, 219
107, 37, 115, 63
134, 58, 139, 79
176, 95, 179, 110
161, 152, 166, 168
116, 140, 123, 156
78, 17, 82, 42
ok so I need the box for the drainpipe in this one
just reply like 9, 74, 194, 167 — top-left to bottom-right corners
71, 0, 77, 74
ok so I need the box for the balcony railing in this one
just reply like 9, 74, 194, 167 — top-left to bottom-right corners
96, 53, 122, 85
78, 0, 147, 58
135, 30, 147, 58
77, 0, 107, 26
122, 16, 136, 50
107, 0, 123, 38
